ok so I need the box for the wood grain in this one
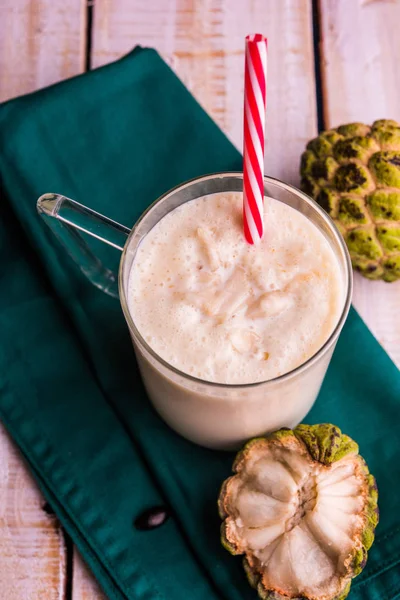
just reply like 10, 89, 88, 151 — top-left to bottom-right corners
319, 0, 400, 127
319, 0, 400, 367
73, 552, 106, 600
92, 0, 317, 185
0, 1, 87, 598
0, 425, 66, 600
1, 0, 398, 598
0, 0, 86, 103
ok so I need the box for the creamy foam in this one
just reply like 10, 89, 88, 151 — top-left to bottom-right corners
128, 192, 344, 384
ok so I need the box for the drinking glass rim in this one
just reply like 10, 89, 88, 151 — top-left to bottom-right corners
118, 172, 353, 390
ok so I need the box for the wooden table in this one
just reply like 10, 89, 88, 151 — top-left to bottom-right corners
1, 1, 399, 598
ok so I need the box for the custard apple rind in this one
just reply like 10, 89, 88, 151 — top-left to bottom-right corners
255, 581, 351, 600
293, 423, 359, 465
244, 556, 352, 600
300, 119, 400, 281
219, 424, 379, 600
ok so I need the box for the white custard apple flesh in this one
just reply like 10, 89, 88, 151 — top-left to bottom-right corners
300, 119, 400, 281
218, 424, 378, 600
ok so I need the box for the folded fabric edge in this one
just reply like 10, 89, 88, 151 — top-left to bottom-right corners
0, 45, 150, 111
0, 411, 126, 600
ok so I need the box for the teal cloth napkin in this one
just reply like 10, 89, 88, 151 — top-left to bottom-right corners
0, 47, 399, 600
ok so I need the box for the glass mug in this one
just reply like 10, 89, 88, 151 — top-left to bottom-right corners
37, 173, 352, 450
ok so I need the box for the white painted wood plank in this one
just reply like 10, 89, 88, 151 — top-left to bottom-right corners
0, 0, 86, 102
0, 424, 66, 600
92, 0, 318, 186
1, 2, 88, 598
319, 0, 400, 368
320, 0, 400, 127
73, 552, 106, 600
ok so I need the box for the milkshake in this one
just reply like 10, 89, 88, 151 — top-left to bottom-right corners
37, 174, 350, 449
128, 193, 344, 385
125, 182, 349, 449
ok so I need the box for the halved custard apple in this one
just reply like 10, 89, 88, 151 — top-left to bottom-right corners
218, 424, 378, 600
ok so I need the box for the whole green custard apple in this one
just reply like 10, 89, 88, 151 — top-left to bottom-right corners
300, 119, 400, 281
218, 424, 378, 600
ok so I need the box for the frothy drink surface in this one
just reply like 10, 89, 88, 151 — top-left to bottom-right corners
128, 193, 344, 384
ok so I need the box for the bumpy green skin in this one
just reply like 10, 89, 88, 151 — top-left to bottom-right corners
219, 424, 379, 600
293, 423, 358, 465
362, 474, 379, 552
300, 119, 400, 281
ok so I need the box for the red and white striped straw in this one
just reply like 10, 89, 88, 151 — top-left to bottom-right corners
243, 34, 268, 245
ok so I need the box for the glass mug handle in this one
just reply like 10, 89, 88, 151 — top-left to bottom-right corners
37, 193, 131, 298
